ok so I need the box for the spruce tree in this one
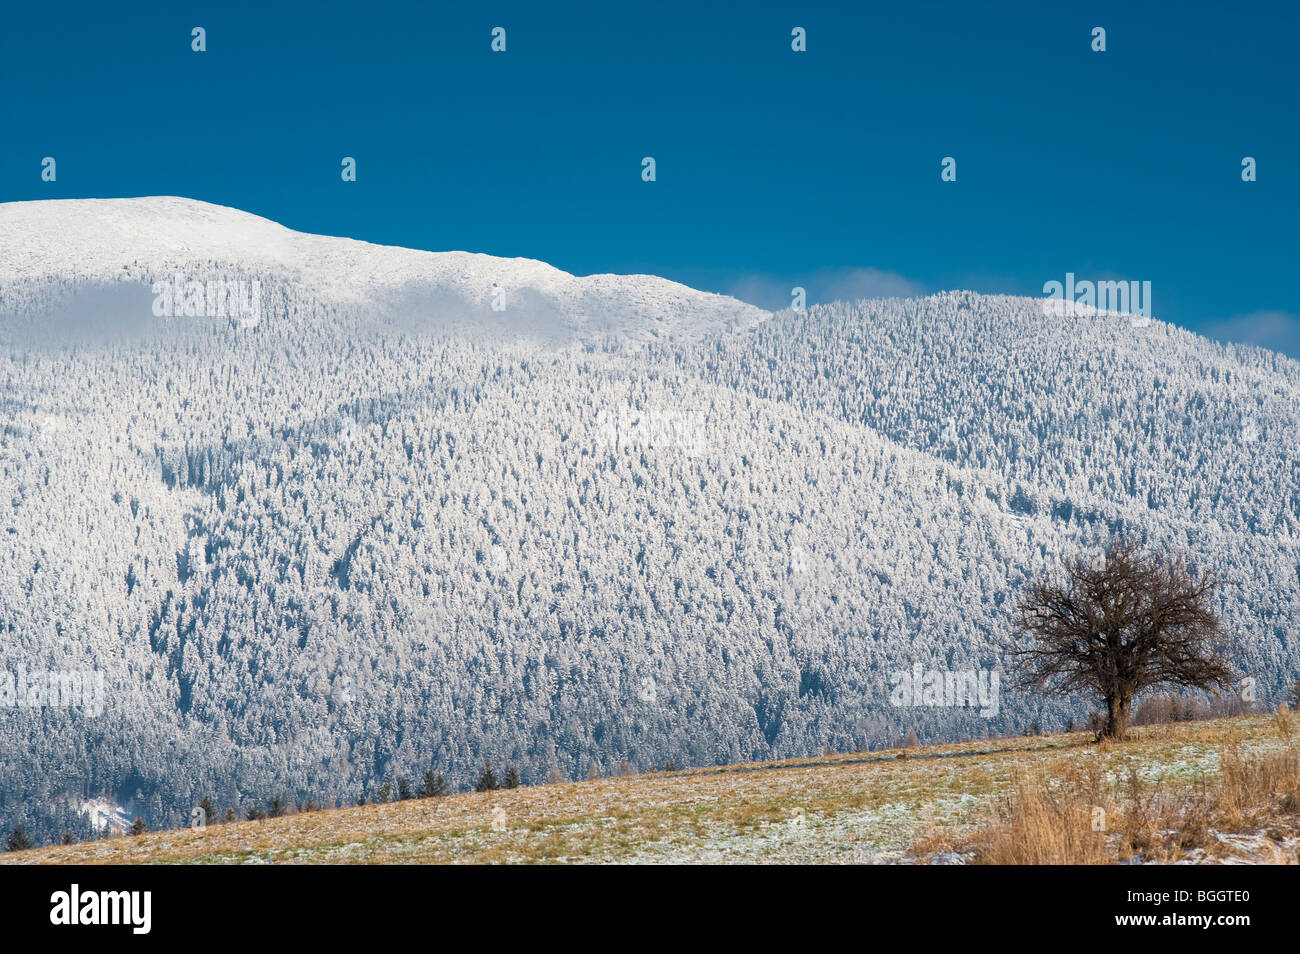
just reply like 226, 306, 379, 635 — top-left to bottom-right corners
475, 764, 499, 792
5, 826, 34, 852
423, 770, 447, 797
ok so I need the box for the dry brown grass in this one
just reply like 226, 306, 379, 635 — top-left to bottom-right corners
1218, 742, 1300, 822
1275, 703, 1295, 744
942, 740, 1300, 865
968, 769, 1112, 864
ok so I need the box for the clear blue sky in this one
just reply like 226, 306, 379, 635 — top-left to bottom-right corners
2, 1, 1296, 354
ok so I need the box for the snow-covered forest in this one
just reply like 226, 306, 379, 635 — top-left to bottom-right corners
1, 199, 1297, 843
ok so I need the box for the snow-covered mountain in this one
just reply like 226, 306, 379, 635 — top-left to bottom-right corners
1, 198, 1297, 844
0, 197, 768, 342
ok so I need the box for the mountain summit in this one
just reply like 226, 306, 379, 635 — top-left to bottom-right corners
0, 196, 768, 342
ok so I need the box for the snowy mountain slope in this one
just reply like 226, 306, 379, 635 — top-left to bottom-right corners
0, 198, 1297, 846
0, 197, 768, 341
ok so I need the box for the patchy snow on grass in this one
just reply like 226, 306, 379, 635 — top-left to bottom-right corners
5, 716, 1293, 865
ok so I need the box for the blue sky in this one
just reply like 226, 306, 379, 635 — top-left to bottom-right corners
2, 1, 1297, 354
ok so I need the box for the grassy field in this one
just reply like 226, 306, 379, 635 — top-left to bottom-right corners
5, 714, 1297, 865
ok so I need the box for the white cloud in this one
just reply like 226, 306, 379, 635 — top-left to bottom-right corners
1202, 310, 1300, 359
728, 267, 926, 311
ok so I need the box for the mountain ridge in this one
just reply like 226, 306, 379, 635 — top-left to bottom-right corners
0, 196, 770, 341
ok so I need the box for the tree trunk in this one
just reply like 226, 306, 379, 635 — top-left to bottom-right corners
1104, 692, 1132, 740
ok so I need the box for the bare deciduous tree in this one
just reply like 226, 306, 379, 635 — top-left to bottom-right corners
1006, 539, 1233, 740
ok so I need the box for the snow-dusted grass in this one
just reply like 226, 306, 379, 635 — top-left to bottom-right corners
3, 715, 1291, 865
909, 719, 1299, 865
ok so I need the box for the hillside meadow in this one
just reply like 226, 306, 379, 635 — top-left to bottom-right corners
4, 714, 1296, 865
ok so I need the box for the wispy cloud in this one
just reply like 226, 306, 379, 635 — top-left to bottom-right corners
1202, 310, 1300, 360
728, 267, 926, 312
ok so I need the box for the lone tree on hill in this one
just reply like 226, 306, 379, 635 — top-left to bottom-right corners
1006, 538, 1234, 741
